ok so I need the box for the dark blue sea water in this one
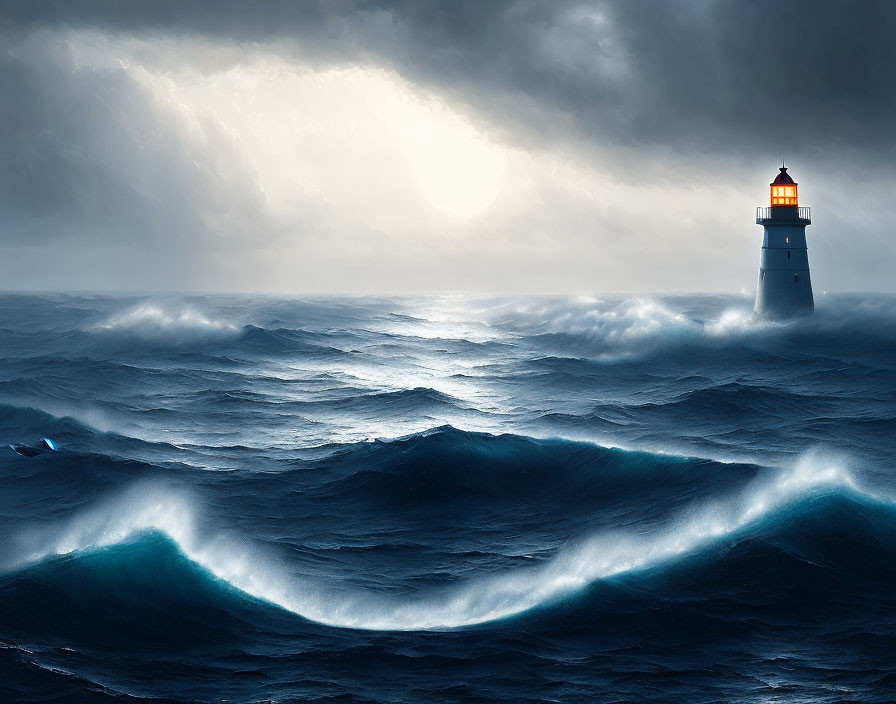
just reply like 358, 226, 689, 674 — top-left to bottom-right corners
1, 292, 895, 703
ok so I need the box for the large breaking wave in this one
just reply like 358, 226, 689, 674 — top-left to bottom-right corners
2, 434, 881, 631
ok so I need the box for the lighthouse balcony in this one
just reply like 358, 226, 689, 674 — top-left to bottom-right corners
756, 206, 811, 224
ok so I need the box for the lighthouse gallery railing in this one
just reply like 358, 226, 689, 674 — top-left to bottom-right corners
756, 206, 811, 224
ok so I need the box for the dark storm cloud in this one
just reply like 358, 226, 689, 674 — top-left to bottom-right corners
0, 33, 270, 250
3, 0, 895, 162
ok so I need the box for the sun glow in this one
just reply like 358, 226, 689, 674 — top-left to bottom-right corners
325, 68, 508, 219
156, 62, 507, 221
381, 87, 508, 218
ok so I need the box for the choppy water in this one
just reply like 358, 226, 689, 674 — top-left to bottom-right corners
1, 292, 895, 702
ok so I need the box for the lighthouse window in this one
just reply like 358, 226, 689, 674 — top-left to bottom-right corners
787, 250, 791, 259
785, 237, 790, 243
793, 273, 799, 282
771, 185, 798, 205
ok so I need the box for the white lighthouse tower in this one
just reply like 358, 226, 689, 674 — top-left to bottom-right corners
754, 164, 814, 317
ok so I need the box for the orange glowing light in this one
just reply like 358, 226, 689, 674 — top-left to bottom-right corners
770, 167, 798, 206
771, 184, 798, 205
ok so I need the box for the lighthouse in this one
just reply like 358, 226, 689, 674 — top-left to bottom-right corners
754, 165, 814, 317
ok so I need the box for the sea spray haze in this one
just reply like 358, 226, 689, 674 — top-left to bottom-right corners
1, 292, 896, 702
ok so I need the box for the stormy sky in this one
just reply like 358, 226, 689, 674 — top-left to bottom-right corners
1, 0, 894, 293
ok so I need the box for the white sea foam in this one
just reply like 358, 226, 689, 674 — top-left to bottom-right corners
488, 296, 700, 356
480, 294, 896, 358
91, 302, 239, 339
4, 449, 880, 631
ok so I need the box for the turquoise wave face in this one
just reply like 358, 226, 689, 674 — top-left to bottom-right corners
1, 293, 895, 702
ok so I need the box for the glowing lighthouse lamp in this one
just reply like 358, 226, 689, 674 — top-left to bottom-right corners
754, 164, 814, 317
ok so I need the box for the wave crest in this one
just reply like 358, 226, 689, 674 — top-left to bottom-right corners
486, 293, 896, 358
90, 302, 239, 340
490, 296, 699, 357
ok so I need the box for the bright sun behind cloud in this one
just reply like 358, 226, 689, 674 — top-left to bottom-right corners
376, 84, 508, 218
158, 62, 507, 221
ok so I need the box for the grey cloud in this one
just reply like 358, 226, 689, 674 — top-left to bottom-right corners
2, 0, 895, 163
0, 34, 271, 247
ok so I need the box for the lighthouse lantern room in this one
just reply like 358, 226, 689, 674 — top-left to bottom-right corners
754, 165, 814, 317
770, 167, 798, 205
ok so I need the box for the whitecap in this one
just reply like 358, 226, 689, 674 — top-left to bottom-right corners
90, 301, 239, 340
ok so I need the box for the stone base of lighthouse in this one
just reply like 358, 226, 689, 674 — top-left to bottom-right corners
754, 206, 814, 318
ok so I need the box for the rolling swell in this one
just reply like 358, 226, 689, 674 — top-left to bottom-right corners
287, 427, 758, 522
2, 293, 896, 702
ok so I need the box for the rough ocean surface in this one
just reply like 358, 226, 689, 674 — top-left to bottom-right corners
1, 292, 895, 703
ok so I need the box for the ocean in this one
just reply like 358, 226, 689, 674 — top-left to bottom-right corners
1, 292, 895, 703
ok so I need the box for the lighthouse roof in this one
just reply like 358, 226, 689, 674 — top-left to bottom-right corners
771, 166, 796, 185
